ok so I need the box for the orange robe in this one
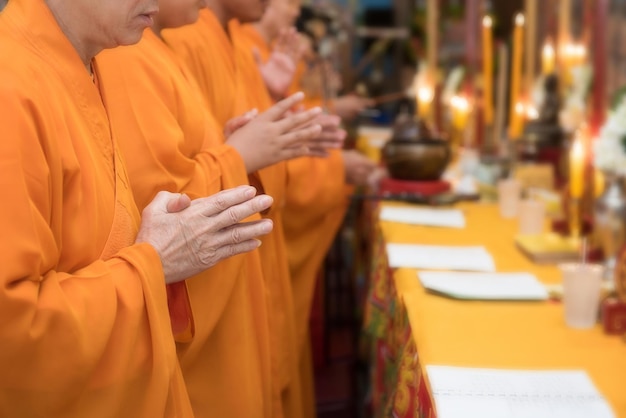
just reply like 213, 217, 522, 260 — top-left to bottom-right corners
164, 13, 301, 418
238, 24, 350, 418
0, 1, 192, 417
97, 30, 272, 418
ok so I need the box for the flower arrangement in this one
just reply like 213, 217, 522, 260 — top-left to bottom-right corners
593, 97, 626, 175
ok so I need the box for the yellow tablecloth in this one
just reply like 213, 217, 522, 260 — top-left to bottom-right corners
365, 200, 626, 417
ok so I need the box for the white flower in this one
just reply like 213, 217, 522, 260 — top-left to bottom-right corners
594, 98, 626, 175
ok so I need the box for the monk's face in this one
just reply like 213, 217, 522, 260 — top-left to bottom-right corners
261, 0, 300, 36
220, 0, 268, 23
156, 0, 204, 29
76, 0, 159, 47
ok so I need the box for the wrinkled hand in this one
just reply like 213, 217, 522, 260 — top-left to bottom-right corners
135, 186, 274, 284
342, 149, 378, 186
306, 113, 346, 157
332, 94, 375, 121
226, 92, 322, 173
224, 109, 258, 138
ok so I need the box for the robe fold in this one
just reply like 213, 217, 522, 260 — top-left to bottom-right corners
164, 13, 302, 418
97, 29, 272, 418
238, 24, 351, 418
0, 1, 193, 416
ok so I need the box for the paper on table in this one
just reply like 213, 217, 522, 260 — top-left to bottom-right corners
417, 272, 549, 300
379, 206, 465, 228
426, 366, 616, 418
386, 244, 496, 272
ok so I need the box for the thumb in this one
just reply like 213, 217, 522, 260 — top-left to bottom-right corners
166, 193, 192, 213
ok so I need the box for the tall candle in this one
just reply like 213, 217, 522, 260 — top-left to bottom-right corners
524, 0, 537, 92
494, 43, 509, 142
510, 101, 525, 139
541, 41, 556, 75
509, 13, 525, 139
482, 16, 494, 125
417, 86, 434, 119
427, 0, 438, 78
569, 134, 585, 199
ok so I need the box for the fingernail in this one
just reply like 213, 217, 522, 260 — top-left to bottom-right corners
261, 220, 273, 233
258, 195, 273, 207
243, 186, 256, 198
310, 107, 322, 115
292, 91, 304, 100
255, 239, 263, 248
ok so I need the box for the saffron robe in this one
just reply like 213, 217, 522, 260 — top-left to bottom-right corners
164, 13, 302, 418
0, 1, 193, 417
97, 29, 272, 418
238, 24, 350, 418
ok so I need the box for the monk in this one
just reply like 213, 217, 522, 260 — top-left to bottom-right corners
0, 0, 276, 416
163, 3, 313, 417
96, 0, 333, 415
238, 2, 379, 416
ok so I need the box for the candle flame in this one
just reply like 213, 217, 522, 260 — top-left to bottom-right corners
515, 13, 525, 26
515, 101, 525, 114
526, 106, 539, 120
542, 43, 555, 58
482, 16, 493, 28
451, 95, 469, 111
418, 86, 434, 102
571, 136, 584, 160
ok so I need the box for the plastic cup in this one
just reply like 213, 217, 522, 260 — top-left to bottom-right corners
560, 263, 603, 329
518, 199, 546, 235
498, 178, 521, 218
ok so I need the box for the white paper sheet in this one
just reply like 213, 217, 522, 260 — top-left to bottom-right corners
426, 366, 616, 418
417, 272, 549, 300
379, 206, 466, 228
386, 244, 496, 272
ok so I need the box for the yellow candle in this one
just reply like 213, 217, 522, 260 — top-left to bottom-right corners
509, 13, 525, 139
541, 42, 555, 75
451, 95, 470, 130
482, 16, 494, 126
569, 135, 585, 199
417, 86, 433, 119
510, 101, 525, 139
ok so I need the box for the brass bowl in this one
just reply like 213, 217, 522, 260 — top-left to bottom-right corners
382, 138, 450, 181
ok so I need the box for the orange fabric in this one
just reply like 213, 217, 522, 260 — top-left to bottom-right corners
165, 14, 302, 418
238, 24, 351, 418
0, 1, 192, 416
380, 202, 626, 416
97, 30, 272, 418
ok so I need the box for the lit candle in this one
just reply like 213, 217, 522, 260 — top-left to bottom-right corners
417, 86, 434, 119
427, 0, 438, 78
526, 105, 539, 120
524, 0, 537, 92
482, 15, 494, 126
569, 134, 585, 199
510, 101, 525, 139
509, 13, 525, 139
451, 95, 470, 130
541, 41, 555, 75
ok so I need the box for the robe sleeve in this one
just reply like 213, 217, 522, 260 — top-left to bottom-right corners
0, 82, 175, 405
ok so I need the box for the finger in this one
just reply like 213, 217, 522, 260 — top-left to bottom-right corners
166, 193, 192, 213
188, 185, 257, 215
306, 148, 330, 158
278, 124, 323, 147
260, 92, 306, 121
315, 113, 342, 129
209, 239, 264, 263
280, 144, 311, 160
202, 194, 274, 230
146, 190, 186, 215
275, 106, 323, 132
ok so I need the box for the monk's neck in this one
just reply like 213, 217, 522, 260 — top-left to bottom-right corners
45, 0, 100, 71
204, 0, 231, 31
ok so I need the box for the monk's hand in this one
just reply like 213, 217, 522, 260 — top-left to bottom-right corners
254, 47, 296, 101
224, 109, 258, 138
135, 186, 274, 284
226, 92, 323, 173
331, 94, 375, 121
305, 114, 347, 157
274, 27, 302, 64
342, 149, 378, 186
